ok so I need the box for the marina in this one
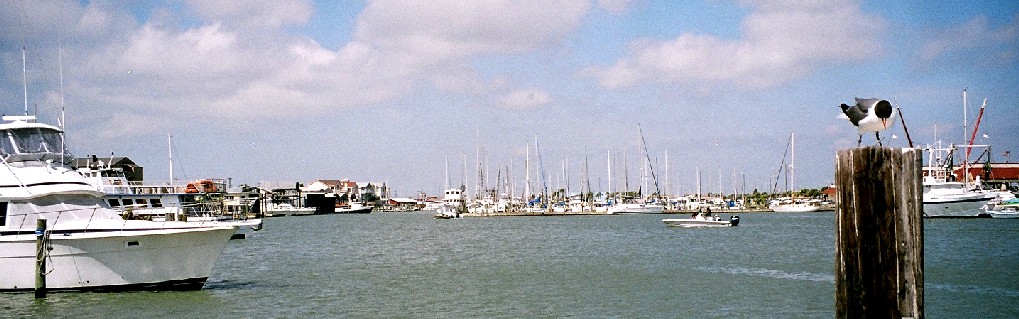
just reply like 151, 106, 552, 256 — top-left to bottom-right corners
2, 1, 1017, 318
1, 212, 1015, 318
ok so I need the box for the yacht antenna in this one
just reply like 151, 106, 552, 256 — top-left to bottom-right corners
59, 35, 66, 164
22, 46, 29, 116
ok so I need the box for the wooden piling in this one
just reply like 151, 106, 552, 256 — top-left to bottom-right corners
835, 147, 923, 318
35, 218, 47, 299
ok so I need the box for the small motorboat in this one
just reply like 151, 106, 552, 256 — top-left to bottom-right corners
662, 212, 739, 228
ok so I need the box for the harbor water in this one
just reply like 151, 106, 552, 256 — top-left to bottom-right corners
2, 212, 1016, 318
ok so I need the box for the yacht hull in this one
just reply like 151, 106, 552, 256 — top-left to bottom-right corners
923, 196, 993, 217
0, 226, 235, 291
607, 203, 665, 214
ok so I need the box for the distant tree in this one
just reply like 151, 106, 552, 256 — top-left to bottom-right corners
362, 193, 379, 204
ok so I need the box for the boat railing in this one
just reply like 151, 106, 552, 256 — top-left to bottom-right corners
6, 205, 115, 239
122, 181, 188, 194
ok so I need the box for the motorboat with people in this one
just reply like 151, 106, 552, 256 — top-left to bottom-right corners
662, 209, 739, 228
0, 115, 238, 291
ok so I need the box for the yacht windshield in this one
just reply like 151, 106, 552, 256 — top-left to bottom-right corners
1, 128, 73, 162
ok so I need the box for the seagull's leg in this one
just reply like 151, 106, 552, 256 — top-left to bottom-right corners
857, 133, 863, 147
876, 132, 882, 146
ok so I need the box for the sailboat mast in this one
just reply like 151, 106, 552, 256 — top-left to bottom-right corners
791, 132, 795, 194
696, 167, 701, 201
525, 144, 530, 201
665, 150, 670, 197
168, 133, 174, 187
607, 149, 612, 194
637, 123, 661, 196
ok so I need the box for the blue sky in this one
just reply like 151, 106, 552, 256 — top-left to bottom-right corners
2, 0, 1017, 198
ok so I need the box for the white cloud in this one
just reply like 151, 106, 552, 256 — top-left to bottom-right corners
355, 0, 590, 60
501, 89, 552, 109
588, 0, 886, 90
4, 0, 591, 141
186, 0, 313, 29
918, 14, 1019, 66
597, 0, 632, 14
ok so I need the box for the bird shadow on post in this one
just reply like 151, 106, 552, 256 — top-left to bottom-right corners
834, 147, 923, 319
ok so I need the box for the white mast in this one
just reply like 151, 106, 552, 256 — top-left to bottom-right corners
607, 149, 612, 194
696, 167, 701, 201
790, 132, 796, 194
168, 133, 174, 186
963, 89, 968, 147
525, 144, 531, 201
444, 156, 450, 190
962, 90, 969, 186
665, 150, 670, 197
22, 46, 29, 115
718, 168, 722, 199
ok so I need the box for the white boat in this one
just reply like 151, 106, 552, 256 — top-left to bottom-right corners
434, 188, 466, 219
265, 203, 316, 217
606, 201, 665, 214
663, 212, 740, 227
985, 197, 1019, 219
921, 145, 996, 217
769, 198, 822, 213
334, 202, 373, 214
0, 115, 237, 291
769, 132, 822, 213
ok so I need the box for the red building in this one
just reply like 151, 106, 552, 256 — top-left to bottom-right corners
952, 162, 1019, 186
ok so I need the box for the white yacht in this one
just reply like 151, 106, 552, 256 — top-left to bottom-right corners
606, 201, 665, 214
921, 146, 996, 217
0, 115, 237, 291
769, 198, 822, 213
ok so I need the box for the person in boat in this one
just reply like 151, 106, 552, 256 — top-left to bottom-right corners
705, 207, 712, 217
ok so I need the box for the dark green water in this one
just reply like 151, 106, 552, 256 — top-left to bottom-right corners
2, 212, 1016, 318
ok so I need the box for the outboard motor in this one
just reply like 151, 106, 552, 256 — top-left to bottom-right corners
730, 215, 740, 227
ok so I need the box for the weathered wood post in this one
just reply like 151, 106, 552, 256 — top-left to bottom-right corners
35, 218, 47, 299
835, 147, 923, 318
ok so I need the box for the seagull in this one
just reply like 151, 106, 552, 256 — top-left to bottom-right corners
839, 98, 896, 146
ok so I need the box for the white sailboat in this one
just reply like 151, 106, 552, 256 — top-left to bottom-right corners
607, 124, 665, 214
770, 132, 821, 213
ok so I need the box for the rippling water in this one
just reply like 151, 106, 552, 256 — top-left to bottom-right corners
1, 212, 1015, 318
